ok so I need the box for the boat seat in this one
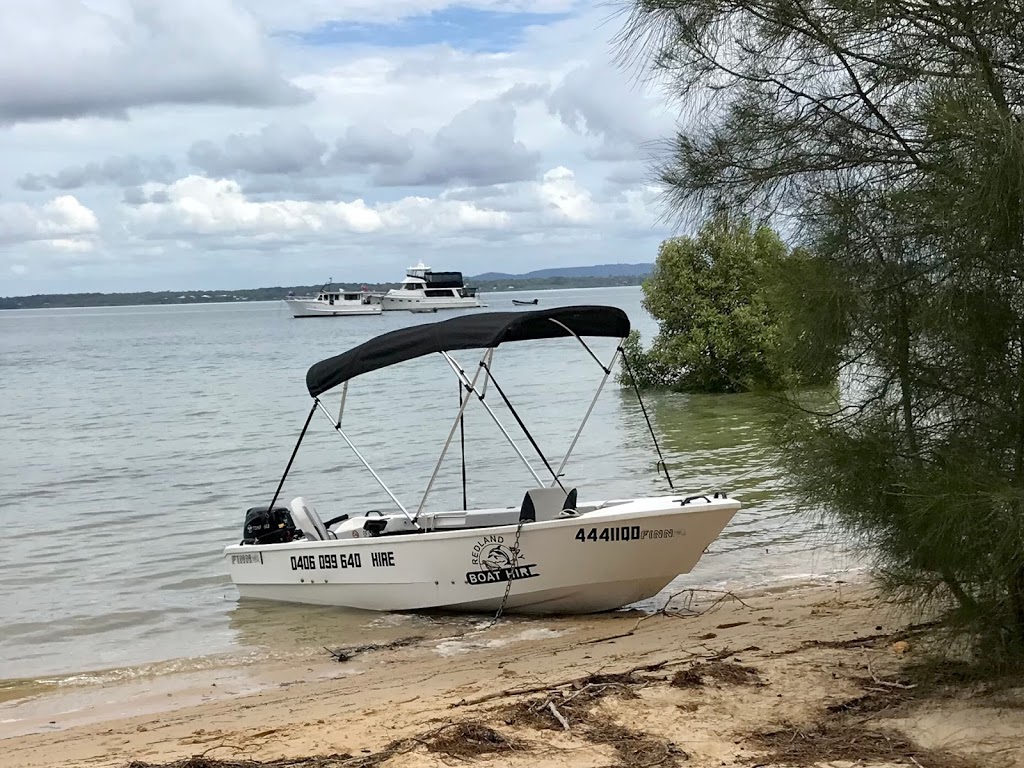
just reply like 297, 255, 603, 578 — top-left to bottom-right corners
289, 497, 336, 541
519, 486, 578, 523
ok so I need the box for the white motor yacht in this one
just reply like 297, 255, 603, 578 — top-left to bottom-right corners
374, 262, 482, 311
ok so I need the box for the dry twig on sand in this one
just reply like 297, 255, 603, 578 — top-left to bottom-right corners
451, 661, 669, 708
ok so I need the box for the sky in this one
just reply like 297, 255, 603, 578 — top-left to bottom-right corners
0, 0, 682, 295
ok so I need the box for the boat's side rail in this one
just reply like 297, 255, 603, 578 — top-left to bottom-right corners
225, 495, 741, 553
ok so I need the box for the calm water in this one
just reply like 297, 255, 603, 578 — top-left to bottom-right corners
0, 286, 857, 685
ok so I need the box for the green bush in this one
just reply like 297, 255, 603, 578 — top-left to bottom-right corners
621, 214, 834, 393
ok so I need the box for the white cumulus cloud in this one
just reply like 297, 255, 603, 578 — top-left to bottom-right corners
0, 195, 100, 245
538, 166, 596, 223
126, 175, 510, 243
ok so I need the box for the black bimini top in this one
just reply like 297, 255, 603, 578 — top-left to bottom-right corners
306, 305, 630, 397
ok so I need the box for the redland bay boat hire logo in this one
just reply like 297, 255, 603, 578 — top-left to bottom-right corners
466, 533, 539, 586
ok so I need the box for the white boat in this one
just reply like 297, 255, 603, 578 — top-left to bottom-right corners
374, 262, 482, 311
284, 282, 382, 318
224, 306, 741, 615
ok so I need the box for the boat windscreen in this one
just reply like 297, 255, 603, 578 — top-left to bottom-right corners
305, 305, 630, 397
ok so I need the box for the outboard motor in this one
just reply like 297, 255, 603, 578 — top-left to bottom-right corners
242, 505, 297, 544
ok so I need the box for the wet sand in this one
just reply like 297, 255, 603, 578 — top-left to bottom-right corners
3, 582, 1022, 768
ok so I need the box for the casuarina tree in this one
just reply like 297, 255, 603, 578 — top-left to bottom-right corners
619, 0, 1024, 660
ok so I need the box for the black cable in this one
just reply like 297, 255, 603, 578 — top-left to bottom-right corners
266, 400, 318, 512
481, 362, 565, 491
619, 348, 675, 489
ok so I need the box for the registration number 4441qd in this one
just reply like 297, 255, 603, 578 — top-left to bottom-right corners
574, 525, 679, 542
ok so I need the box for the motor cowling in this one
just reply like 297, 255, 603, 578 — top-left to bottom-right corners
242, 506, 297, 544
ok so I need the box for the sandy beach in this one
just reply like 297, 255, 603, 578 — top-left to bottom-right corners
3, 582, 1022, 768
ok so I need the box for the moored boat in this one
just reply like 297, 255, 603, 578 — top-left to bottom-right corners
284, 281, 382, 318
373, 262, 482, 311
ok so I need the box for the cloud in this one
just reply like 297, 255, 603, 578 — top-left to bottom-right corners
328, 125, 416, 172
0, 195, 99, 247
17, 155, 176, 191
368, 99, 540, 186
0, 0, 309, 124
123, 167, 654, 255
544, 62, 672, 161
536, 166, 596, 223
188, 98, 539, 189
440, 166, 598, 226
126, 175, 510, 244
188, 123, 328, 176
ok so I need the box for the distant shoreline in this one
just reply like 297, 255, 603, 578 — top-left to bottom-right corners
0, 275, 647, 311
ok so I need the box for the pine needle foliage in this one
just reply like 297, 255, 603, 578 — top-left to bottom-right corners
618, 0, 1024, 661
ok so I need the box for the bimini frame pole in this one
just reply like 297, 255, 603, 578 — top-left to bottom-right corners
440, 351, 545, 487
336, 380, 349, 426
414, 348, 492, 519
314, 398, 418, 525
550, 342, 623, 486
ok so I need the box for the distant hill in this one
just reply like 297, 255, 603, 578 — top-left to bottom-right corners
471, 263, 654, 280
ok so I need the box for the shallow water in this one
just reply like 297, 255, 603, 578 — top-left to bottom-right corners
0, 286, 859, 687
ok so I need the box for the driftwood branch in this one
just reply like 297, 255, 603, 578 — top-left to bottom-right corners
450, 661, 670, 708
866, 655, 917, 690
547, 701, 571, 731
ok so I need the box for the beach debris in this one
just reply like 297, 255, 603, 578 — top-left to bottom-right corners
501, 688, 687, 767
670, 660, 763, 689
669, 669, 704, 688
715, 621, 749, 629
746, 719, 978, 768
127, 756, 355, 768
891, 640, 910, 654
453, 660, 669, 708
423, 721, 524, 758
777, 619, 941, 655
587, 716, 688, 768
323, 635, 424, 663
127, 722, 524, 768
704, 644, 761, 661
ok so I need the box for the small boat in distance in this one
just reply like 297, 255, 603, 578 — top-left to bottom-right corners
224, 306, 741, 615
512, 298, 539, 306
284, 281, 382, 318
371, 262, 483, 312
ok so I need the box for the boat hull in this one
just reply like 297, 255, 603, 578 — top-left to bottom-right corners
380, 295, 481, 312
224, 496, 739, 614
284, 298, 383, 318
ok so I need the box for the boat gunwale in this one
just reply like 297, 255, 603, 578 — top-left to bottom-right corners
223, 495, 740, 554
